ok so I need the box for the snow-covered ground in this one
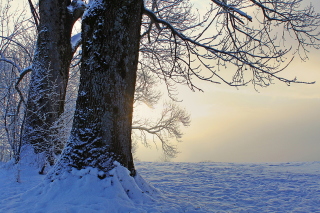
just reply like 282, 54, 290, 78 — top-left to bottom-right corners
137, 161, 320, 212
0, 161, 319, 212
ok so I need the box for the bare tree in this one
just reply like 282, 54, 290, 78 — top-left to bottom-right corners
131, 0, 196, 159
0, 0, 319, 183
142, 0, 320, 93
132, 101, 190, 158
21, 0, 85, 168
132, 69, 190, 158
0, 1, 191, 166
50, 0, 320, 180
0, 0, 35, 163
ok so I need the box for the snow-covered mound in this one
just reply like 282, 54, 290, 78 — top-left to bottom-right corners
0, 159, 196, 213
1, 160, 319, 212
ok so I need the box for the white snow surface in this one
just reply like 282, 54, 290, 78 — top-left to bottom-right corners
0, 160, 319, 212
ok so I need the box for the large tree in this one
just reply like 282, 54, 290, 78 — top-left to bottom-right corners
51, 0, 320, 178
22, 0, 85, 166
0, 0, 190, 169
53, 0, 143, 177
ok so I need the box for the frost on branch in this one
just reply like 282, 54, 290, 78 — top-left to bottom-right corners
71, 33, 82, 54
0, 1, 35, 163
67, 0, 87, 24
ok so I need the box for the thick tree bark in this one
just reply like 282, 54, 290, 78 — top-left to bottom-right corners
23, 0, 75, 164
56, 0, 143, 176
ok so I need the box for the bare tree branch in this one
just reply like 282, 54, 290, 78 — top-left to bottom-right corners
141, 0, 319, 92
132, 101, 190, 158
27, 0, 39, 30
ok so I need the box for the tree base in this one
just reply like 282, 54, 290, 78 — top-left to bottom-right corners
0, 161, 163, 212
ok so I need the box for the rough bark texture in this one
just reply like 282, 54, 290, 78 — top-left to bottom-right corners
58, 0, 143, 176
23, 0, 74, 164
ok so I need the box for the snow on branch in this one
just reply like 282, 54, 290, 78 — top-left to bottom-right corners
0, 51, 32, 104
67, 0, 87, 24
0, 58, 22, 73
0, 36, 33, 61
71, 33, 82, 54
16, 67, 32, 87
211, 0, 252, 23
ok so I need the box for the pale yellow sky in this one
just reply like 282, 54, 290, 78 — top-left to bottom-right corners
135, 1, 320, 163
136, 48, 320, 163
13, 0, 320, 163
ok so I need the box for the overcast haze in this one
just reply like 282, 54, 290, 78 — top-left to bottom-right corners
136, 48, 320, 163
135, 0, 320, 163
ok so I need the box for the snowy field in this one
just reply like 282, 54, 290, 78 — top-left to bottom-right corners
0, 161, 320, 212
137, 162, 320, 212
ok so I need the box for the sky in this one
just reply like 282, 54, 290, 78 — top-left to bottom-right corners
11, 0, 320, 163
135, 0, 320, 163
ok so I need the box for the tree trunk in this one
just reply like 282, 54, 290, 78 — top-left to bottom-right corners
56, 0, 143, 177
23, 0, 74, 165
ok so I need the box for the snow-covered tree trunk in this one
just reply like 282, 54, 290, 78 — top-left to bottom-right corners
23, 0, 84, 165
56, 0, 143, 176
